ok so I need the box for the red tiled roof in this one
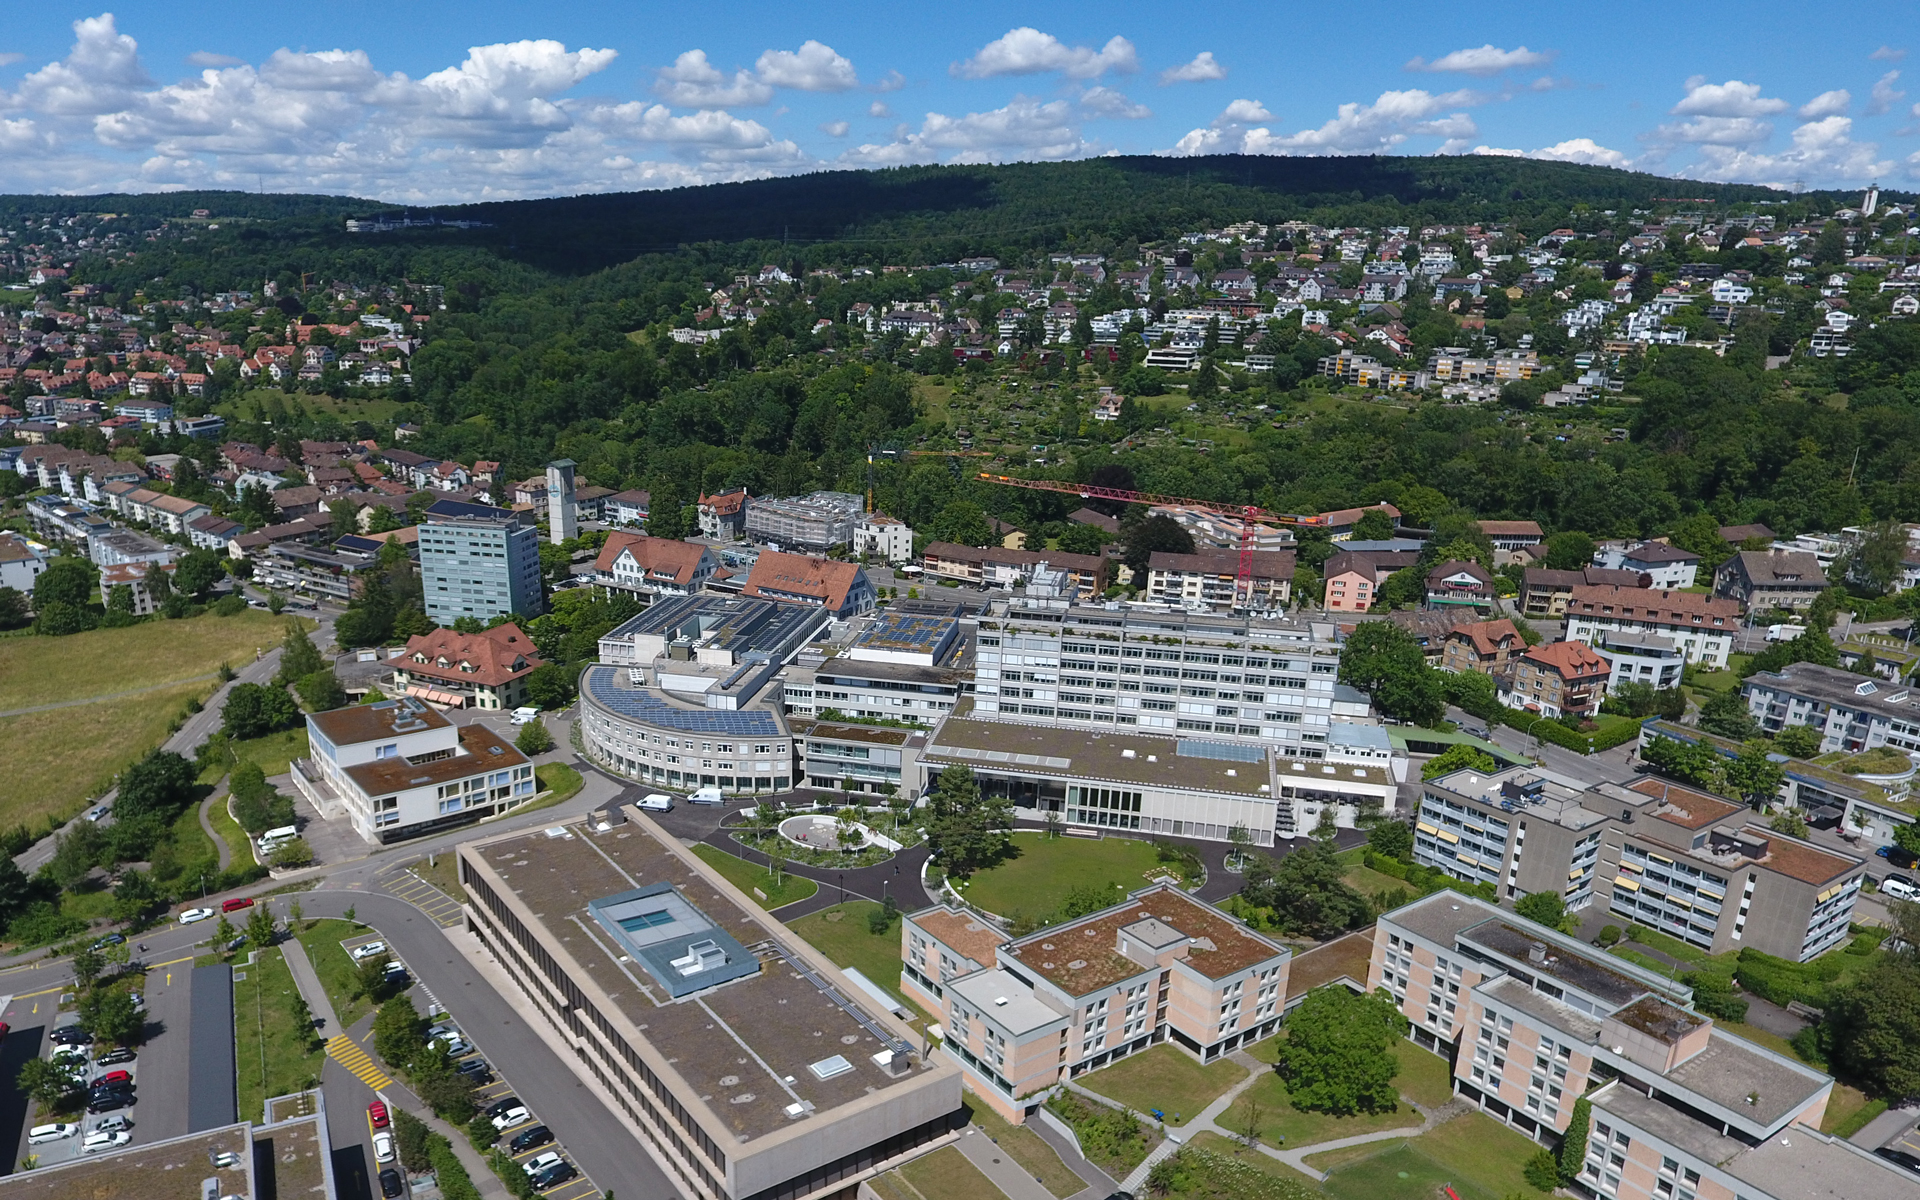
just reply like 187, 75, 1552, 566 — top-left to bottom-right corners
399, 622, 544, 687
1522, 639, 1609, 679
700, 488, 748, 516
1449, 619, 1525, 657
741, 550, 863, 612
594, 533, 707, 585
1567, 585, 1739, 627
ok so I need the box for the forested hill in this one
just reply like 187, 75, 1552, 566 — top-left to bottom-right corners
0, 191, 368, 222
412, 156, 1806, 273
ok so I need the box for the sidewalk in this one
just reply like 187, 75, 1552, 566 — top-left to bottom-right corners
954, 1126, 1057, 1200
279, 937, 341, 1031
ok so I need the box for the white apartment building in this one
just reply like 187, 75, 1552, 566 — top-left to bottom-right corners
1742, 661, 1920, 757
852, 513, 915, 564
295, 697, 537, 845
1561, 585, 1740, 667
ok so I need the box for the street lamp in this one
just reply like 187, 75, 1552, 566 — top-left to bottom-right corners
1526, 715, 1548, 758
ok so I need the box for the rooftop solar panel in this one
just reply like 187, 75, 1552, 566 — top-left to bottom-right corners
583, 666, 782, 735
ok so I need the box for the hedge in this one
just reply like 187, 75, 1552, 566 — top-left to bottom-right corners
1496, 706, 1644, 755
1732, 947, 1853, 1009
428, 1135, 483, 1200
1363, 850, 1499, 903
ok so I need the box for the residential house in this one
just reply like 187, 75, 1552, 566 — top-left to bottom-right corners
1145, 549, 1295, 611
852, 512, 915, 564
740, 549, 875, 619
1718, 523, 1777, 545
1321, 549, 1420, 612
1593, 540, 1701, 589
1477, 520, 1543, 566
1520, 567, 1651, 617
1591, 630, 1686, 694
1503, 640, 1609, 719
1741, 661, 1920, 757
97, 561, 172, 616
606, 488, 651, 528
920, 543, 1108, 599
1714, 549, 1829, 613
698, 487, 749, 539
391, 623, 545, 710
1439, 619, 1529, 675
1562, 586, 1740, 667
1426, 560, 1495, 608
592, 533, 717, 596
1318, 502, 1401, 540
0, 531, 47, 593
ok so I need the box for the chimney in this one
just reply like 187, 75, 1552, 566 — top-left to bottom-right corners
1528, 942, 1548, 965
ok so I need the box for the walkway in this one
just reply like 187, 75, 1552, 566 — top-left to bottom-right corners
199, 785, 234, 873
954, 1126, 1058, 1200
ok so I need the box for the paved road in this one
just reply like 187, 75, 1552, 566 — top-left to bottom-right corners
13, 614, 334, 875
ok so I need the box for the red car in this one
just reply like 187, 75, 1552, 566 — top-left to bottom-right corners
221, 897, 254, 914
91, 1071, 132, 1088
367, 1100, 389, 1130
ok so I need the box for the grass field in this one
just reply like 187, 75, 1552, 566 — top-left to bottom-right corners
1080, 1044, 1249, 1125
201, 727, 311, 784
1822, 1084, 1883, 1137
0, 610, 302, 711
406, 851, 467, 905
961, 1094, 1084, 1198
1319, 1114, 1547, 1200
1, 678, 213, 829
293, 918, 377, 1029
787, 901, 933, 1025
1344, 864, 1417, 904
691, 844, 819, 909
893, 1146, 1002, 1200
234, 945, 325, 1125
959, 832, 1165, 921
208, 794, 255, 867
535, 762, 583, 801
1216, 1067, 1425, 1151
1181, 1131, 1321, 1188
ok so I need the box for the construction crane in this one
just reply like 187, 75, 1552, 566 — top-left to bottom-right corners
975, 473, 1326, 609
865, 445, 993, 513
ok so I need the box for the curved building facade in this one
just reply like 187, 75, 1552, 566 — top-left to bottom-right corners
578, 664, 797, 794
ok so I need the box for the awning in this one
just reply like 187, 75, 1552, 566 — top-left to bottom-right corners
404, 684, 465, 706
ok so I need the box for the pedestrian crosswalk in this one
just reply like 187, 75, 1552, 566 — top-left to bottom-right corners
379, 864, 465, 927
325, 1033, 392, 1092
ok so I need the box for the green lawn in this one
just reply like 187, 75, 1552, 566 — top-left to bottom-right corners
209, 793, 256, 867
3, 678, 214, 830
535, 762, 582, 801
1823, 1084, 1884, 1137
0, 609, 302, 712
234, 945, 325, 1125
896, 1146, 1003, 1200
962, 1094, 1084, 1198
787, 901, 933, 1025
1344, 864, 1417, 904
1079, 1044, 1249, 1125
1180, 1131, 1322, 1192
958, 832, 1165, 922
1391, 1040, 1458, 1108
201, 727, 312, 783
406, 851, 468, 905
1320, 1114, 1548, 1200
1217, 1071, 1424, 1151
293, 918, 377, 1028
692, 844, 820, 909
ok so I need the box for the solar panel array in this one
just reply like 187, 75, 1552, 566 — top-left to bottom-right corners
854, 613, 957, 652
583, 666, 782, 735
1176, 739, 1266, 762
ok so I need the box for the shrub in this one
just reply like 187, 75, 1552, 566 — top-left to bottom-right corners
489, 1148, 539, 1200
467, 1112, 500, 1152
392, 1108, 433, 1171
1524, 1149, 1562, 1191
269, 838, 315, 868
429, 1134, 484, 1200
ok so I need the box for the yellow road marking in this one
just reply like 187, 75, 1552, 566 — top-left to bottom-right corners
325, 1033, 393, 1091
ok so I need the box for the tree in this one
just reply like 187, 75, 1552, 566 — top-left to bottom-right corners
45, 822, 106, 888
222, 682, 300, 738
1640, 736, 1726, 791
1773, 723, 1822, 760
246, 901, 278, 947
1241, 841, 1370, 938
1273, 986, 1407, 1115
1421, 743, 1496, 781
70, 948, 105, 992
932, 500, 995, 548
33, 556, 96, 610
1226, 824, 1252, 869
1443, 669, 1502, 721
1338, 622, 1445, 725
393, 1108, 433, 1172
1698, 688, 1758, 740
172, 548, 226, 600
1540, 531, 1596, 571
1559, 1096, 1591, 1184
515, 718, 555, 755
115, 749, 196, 821
1724, 741, 1785, 809
270, 839, 315, 868
1367, 820, 1413, 862
524, 663, 577, 709
1119, 513, 1195, 580
923, 765, 1016, 877
111, 868, 163, 923
295, 669, 347, 712
1770, 810, 1809, 838
78, 987, 142, 1045
1514, 890, 1573, 934
372, 995, 428, 1070
16, 1058, 80, 1114
0, 586, 28, 629
1351, 509, 1396, 542
274, 622, 325, 686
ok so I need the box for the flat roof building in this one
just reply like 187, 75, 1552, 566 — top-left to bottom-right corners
418, 498, 544, 623
1741, 660, 1920, 757
459, 811, 962, 1200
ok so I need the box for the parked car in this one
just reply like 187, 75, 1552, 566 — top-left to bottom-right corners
220, 897, 254, 914
483, 1097, 521, 1119
1881, 844, 1920, 870
27, 1123, 78, 1145
373, 1131, 395, 1163
367, 1100, 390, 1130
90, 1115, 131, 1134
82, 1129, 131, 1154
86, 1090, 134, 1114
378, 1167, 404, 1198
90, 1071, 132, 1089
85, 806, 111, 822
178, 907, 216, 924
509, 1125, 553, 1153
90, 934, 124, 950
350, 941, 388, 962
1883, 874, 1919, 901
94, 1047, 135, 1066
523, 1152, 565, 1176
453, 1057, 492, 1084
490, 1105, 532, 1131
434, 1036, 472, 1058
638, 793, 674, 812
51, 1024, 90, 1045
530, 1162, 577, 1189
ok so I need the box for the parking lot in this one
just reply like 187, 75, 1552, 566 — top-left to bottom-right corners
335, 932, 601, 1200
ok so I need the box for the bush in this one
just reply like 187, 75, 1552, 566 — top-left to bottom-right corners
1596, 925, 1624, 947
1683, 971, 1749, 1023
429, 1134, 484, 1200
467, 1112, 501, 1153
269, 838, 315, 869
515, 718, 555, 756
489, 1148, 539, 1200
1733, 947, 1850, 1008
1524, 1149, 1562, 1191
392, 1108, 433, 1172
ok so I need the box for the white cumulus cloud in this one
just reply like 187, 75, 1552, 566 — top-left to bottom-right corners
1406, 45, 1554, 76
1160, 52, 1226, 85
1474, 138, 1629, 168
1080, 86, 1150, 119
1872, 45, 1907, 62
1171, 89, 1480, 157
820, 120, 849, 137
1670, 77, 1788, 117
1682, 116, 1891, 186
953, 28, 1137, 80
841, 95, 1096, 165
653, 50, 773, 108
755, 41, 858, 92
1799, 90, 1851, 118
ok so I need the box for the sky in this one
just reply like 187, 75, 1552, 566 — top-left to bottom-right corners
1, 2, 1916, 203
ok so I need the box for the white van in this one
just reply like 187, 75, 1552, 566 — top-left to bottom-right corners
28, 1123, 78, 1144
510, 707, 539, 725
688, 785, 724, 805
637, 794, 674, 813
258, 824, 298, 849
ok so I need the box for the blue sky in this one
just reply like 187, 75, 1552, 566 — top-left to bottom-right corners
1, 3, 1914, 201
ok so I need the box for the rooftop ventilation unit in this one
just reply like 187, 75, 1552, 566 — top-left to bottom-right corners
807, 1055, 854, 1080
